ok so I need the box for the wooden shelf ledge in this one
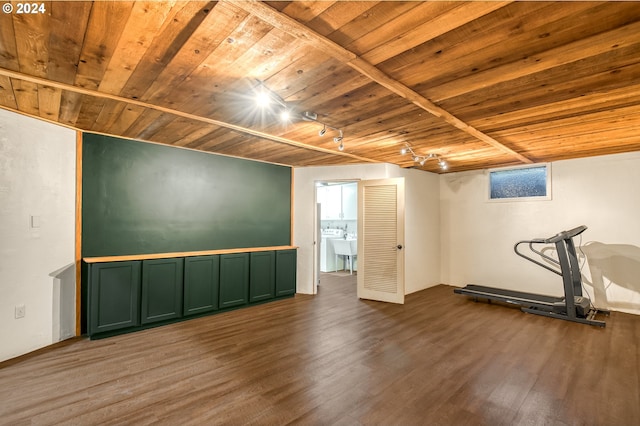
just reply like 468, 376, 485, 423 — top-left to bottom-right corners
83, 246, 298, 263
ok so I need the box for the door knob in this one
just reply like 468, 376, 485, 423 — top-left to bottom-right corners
396, 244, 403, 250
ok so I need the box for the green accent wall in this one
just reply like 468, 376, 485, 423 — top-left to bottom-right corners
82, 134, 292, 257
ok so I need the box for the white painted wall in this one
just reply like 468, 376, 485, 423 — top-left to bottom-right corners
0, 109, 76, 362
293, 163, 440, 296
440, 152, 640, 315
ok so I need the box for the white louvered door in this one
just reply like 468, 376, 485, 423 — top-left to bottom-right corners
357, 178, 405, 304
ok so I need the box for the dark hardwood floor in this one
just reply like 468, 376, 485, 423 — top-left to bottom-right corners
1, 274, 639, 425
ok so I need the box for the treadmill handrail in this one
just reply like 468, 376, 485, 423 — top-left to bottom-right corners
528, 242, 560, 266
514, 240, 562, 276
545, 225, 587, 244
514, 225, 587, 276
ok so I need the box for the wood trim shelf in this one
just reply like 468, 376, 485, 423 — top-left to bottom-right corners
83, 246, 298, 264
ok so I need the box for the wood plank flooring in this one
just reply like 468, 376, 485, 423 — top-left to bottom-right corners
1, 275, 639, 425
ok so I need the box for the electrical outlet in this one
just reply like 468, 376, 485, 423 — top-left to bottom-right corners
15, 304, 25, 319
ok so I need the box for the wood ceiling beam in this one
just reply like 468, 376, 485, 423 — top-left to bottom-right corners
228, 0, 533, 165
0, 66, 377, 164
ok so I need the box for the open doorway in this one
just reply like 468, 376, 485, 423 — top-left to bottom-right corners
314, 180, 358, 293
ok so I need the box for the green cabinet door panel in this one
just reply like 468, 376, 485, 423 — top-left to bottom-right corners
141, 258, 184, 324
276, 249, 297, 296
89, 261, 141, 335
184, 255, 220, 316
249, 251, 275, 303
219, 253, 249, 309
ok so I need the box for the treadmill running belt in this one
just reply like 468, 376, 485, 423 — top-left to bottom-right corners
455, 284, 564, 305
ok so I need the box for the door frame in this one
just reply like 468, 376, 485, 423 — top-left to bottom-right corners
313, 179, 359, 295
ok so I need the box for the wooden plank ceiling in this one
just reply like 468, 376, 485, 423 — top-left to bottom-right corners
1, 1, 639, 173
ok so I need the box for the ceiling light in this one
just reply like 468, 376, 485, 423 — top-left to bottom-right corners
333, 130, 344, 143
401, 144, 448, 171
252, 84, 347, 152
300, 111, 345, 152
255, 90, 271, 108
254, 81, 288, 112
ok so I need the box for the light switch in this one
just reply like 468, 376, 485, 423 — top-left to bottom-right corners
30, 215, 41, 229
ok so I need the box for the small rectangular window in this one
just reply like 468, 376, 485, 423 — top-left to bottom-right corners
489, 164, 551, 201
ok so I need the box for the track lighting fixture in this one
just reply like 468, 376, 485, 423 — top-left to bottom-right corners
301, 111, 345, 152
401, 144, 448, 170
302, 111, 318, 121
252, 82, 346, 152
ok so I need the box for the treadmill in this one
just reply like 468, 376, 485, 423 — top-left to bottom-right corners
454, 225, 609, 327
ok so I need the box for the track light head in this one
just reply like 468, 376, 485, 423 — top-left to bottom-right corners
330, 130, 343, 151
299, 112, 343, 151
255, 90, 271, 107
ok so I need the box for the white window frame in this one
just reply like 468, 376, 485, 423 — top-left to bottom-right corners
487, 163, 552, 202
